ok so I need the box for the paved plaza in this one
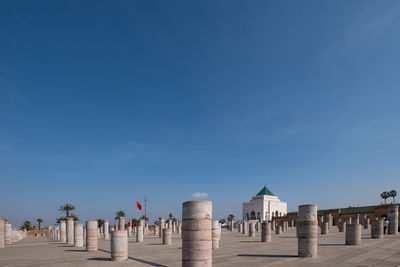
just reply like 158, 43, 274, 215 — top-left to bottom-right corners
1, 227, 399, 266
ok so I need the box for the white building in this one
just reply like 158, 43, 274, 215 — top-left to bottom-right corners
242, 186, 287, 221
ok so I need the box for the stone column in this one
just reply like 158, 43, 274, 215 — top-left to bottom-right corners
66, 218, 74, 245
345, 223, 361, 246
74, 223, 84, 247
371, 218, 383, 239
271, 220, 275, 230
275, 224, 281, 234
239, 222, 243, 233
127, 226, 132, 237
136, 225, 143, 242
154, 225, 159, 236
86, 221, 98, 252
159, 218, 165, 238
297, 204, 318, 258
104, 220, 109, 240
363, 218, 370, 229
261, 221, 271, 242
249, 223, 255, 237
346, 217, 352, 225
60, 220, 67, 243
0, 218, 5, 248
388, 205, 398, 235
182, 200, 212, 267
321, 222, 328, 235
111, 230, 128, 261
338, 221, 346, 233
162, 228, 172, 245
177, 224, 181, 234
4, 222, 12, 245
118, 217, 125, 231
243, 221, 248, 234
212, 221, 221, 249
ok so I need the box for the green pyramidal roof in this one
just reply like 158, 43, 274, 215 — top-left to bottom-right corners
256, 186, 274, 196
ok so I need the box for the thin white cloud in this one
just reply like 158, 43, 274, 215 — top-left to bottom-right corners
192, 192, 208, 199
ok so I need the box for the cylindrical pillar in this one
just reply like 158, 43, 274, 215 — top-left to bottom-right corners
388, 205, 398, 235
74, 223, 84, 247
239, 223, 243, 233
371, 218, 383, 239
111, 230, 128, 261
261, 222, 271, 242
249, 223, 255, 237
86, 221, 98, 252
345, 223, 361, 245
363, 218, 370, 230
0, 219, 5, 248
162, 228, 172, 245
119, 217, 125, 231
104, 220, 109, 240
60, 220, 67, 243
212, 221, 221, 249
275, 224, 281, 234
338, 221, 346, 233
297, 204, 318, 258
66, 218, 74, 245
182, 200, 212, 267
159, 218, 165, 238
4, 222, 12, 245
321, 222, 328, 235
136, 225, 143, 242
243, 221, 248, 234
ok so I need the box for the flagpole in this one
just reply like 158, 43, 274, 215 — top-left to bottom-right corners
144, 196, 147, 221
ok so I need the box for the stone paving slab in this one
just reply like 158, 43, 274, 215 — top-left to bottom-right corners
0, 227, 399, 266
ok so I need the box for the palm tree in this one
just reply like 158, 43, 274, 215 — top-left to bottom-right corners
140, 215, 148, 223
169, 213, 173, 220
131, 218, 139, 226
69, 213, 80, 221
56, 216, 66, 224
388, 190, 397, 204
381, 192, 390, 204
37, 218, 43, 230
219, 218, 226, 225
21, 221, 33, 230
97, 219, 104, 228
59, 203, 75, 217
115, 211, 125, 226
227, 214, 234, 221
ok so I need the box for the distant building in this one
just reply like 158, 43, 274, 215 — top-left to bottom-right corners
242, 186, 287, 221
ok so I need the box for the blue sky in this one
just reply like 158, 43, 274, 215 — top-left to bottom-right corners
1, 1, 400, 227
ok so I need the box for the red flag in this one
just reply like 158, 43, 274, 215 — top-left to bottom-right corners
127, 222, 130, 226
137, 201, 142, 210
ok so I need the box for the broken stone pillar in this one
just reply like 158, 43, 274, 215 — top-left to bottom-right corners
154, 225, 159, 236
4, 222, 12, 245
104, 220, 109, 240
182, 200, 212, 267
0, 218, 5, 248
66, 218, 74, 245
74, 223, 84, 247
371, 218, 383, 239
261, 221, 271, 242
345, 223, 361, 246
60, 220, 67, 243
346, 217, 352, 225
321, 222, 328, 235
271, 220, 275, 230
86, 221, 98, 252
275, 224, 281, 234
127, 226, 132, 237
239, 222, 243, 233
163, 228, 172, 245
388, 205, 398, 235
249, 223, 255, 237
212, 221, 221, 249
354, 214, 360, 225
327, 214, 332, 230
159, 218, 165, 238
297, 204, 318, 258
243, 221, 248, 235
136, 225, 143, 242
363, 218, 370, 230
338, 221, 346, 233
119, 217, 125, 231
111, 230, 128, 261
177, 224, 181, 234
